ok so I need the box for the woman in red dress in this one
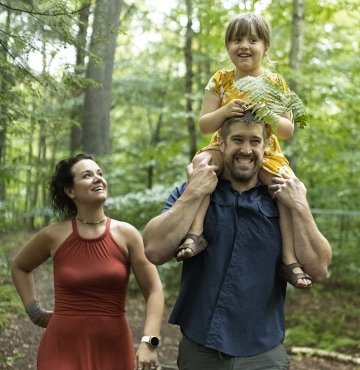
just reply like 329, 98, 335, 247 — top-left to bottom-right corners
11, 154, 164, 370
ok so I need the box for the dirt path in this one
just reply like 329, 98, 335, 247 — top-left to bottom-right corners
1, 265, 359, 370
2, 306, 359, 370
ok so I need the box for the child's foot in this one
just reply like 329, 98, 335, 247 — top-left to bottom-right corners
278, 262, 312, 289
175, 234, 208, 262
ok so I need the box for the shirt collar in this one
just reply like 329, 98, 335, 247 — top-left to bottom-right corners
218, 176, 266, 193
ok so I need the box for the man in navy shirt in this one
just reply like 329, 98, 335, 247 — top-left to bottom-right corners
144, 112, 332, 370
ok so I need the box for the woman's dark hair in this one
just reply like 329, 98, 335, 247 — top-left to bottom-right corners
49, 153, 94, 220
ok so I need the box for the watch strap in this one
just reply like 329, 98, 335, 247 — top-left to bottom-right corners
141, 335, 160, 347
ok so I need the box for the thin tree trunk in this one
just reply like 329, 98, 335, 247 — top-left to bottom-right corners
289, 0, 305, 91
184, 0, 196, 161
25, 113, 35, 229
0, 9, 12, 201
82, 0, 122, 155
287, 0, 305, 170
146, 66, 171, 189
70, 3, 90, 153
27, 41, 49, 230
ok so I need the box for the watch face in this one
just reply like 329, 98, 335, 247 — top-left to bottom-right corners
150, 337, 160, 347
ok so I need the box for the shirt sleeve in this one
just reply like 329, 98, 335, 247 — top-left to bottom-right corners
205, 70, 223, 96
162, 183, 187, 213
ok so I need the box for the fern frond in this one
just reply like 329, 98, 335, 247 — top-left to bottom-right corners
234, 75, 308, 129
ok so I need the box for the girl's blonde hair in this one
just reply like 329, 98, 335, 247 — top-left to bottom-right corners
225, 13, 271, 49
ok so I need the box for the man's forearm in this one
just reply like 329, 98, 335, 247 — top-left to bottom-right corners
143, 188, 206, 265
269, 175, 332, 282
291, 204, 332, 282
144, 157, 218, 265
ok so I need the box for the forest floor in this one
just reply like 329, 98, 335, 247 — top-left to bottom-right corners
1, 300, 360, 370
1, 251, 359, 369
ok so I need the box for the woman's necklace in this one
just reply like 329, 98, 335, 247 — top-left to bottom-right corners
76, 216, 106, 225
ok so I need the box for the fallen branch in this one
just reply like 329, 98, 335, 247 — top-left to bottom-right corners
291, 346, 360, 365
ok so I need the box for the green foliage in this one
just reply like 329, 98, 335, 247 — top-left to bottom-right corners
285, 285, 360, 354
0, 232, 29, 329
0, 285, 23, 330
234, 74, 308, 128
105, 184, 174, 230
129, 261, 182, 304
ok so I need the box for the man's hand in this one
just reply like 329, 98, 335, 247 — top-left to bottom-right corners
268, 173, 307, 210
186, 157, 218, 197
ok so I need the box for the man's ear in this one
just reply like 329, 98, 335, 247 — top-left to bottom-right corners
220, 138, 225, 153
64, 187, 74, 199
264, 136, 270, 148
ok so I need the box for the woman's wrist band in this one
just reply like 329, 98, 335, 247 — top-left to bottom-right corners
25, 300, 49, 328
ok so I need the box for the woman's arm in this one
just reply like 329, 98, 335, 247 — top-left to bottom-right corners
11, 228, 53, 305
122, 223, 164, 370
11, 226, 58, 327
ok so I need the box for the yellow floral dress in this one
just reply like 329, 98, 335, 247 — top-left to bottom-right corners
202, 69, 294, 176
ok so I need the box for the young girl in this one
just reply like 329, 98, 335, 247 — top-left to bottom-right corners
176, 13, 312, 289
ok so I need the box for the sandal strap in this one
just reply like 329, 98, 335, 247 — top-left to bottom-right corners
175, 234, 208, 261
284, 262, 304, 269
177, 233, 203, 248
278, 262, 313, 289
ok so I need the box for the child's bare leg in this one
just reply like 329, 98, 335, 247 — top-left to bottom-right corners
260, 169, 312, 288
278, 202, 311, 287
176, 149, 223, 261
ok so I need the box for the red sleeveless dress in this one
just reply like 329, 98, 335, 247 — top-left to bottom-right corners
37, 218, 135, 370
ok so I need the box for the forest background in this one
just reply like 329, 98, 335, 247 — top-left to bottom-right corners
0, 0, 359, 364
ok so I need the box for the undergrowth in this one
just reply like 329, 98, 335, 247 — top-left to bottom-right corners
0, 232, 31, 329
284, 283, 360, 355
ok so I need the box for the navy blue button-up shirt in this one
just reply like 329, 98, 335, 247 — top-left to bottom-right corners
163, 178, 287, 357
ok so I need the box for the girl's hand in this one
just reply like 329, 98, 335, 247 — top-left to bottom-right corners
135, 342, 158, 370
222, 99, 244, 118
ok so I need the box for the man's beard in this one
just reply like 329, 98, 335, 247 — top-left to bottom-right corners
224, 154, 261, 182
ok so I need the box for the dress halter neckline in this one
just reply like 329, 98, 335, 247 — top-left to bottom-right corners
76, 216, 107, 225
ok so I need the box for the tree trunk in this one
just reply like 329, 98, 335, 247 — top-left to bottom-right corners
25, 113, 35, 229
146, 66, 170, 189
82, 0, 122, 154
70, 3, 90, 153
289, 0, 305, 91
0, 9, 12, 201
147, 111, 162, 189
287, 0, 305, 170
184, 0, 196, 161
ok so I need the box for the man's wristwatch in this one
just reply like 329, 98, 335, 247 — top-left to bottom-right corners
141, 335, 160, 348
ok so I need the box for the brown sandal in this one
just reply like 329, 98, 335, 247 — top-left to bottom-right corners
278, 262, 313, 289
175, 234, 208, 262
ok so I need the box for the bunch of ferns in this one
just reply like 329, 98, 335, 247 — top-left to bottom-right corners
234, 75, 308, 129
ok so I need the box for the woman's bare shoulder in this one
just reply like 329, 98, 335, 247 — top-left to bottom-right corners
34, 220, 73, 246
109, 219, 138, 236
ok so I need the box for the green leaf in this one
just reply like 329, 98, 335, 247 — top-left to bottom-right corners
234, 75, 309, 128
